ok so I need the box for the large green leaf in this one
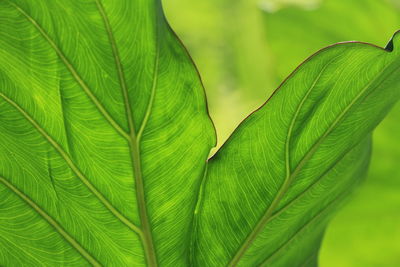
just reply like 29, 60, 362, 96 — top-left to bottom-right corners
193, 33, 400, 266
261, 0, 400, 264
0, 0, 215, 266
1, 0, 400, 266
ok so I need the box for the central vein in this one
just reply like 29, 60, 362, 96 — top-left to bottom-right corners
95, 1, 158, 266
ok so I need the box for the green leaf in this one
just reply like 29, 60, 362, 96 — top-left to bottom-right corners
260, 0, 400, 264
0, 0, 215, 266
193, 33, 400, 266
1, 0, 400, 266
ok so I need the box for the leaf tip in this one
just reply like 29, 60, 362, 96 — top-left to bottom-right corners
385, 30, 400, 52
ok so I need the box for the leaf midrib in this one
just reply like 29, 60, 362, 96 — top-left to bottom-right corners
95, 1, 158, 266
4, 3, 140, 237
228, 51, 399, 266
268, 137, 370, 224
261, 190, 349, 266
259, 138, 371, 265
5, 1, 160, 265
227, 56, 335, 266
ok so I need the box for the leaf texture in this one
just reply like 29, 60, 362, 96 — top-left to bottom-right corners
261, 0, 400, 263
193, 32, 400, 266
1, 1, 400, 267
0, 0, 215, 266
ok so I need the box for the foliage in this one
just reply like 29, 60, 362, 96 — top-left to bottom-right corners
165, 0, 400, 265
0, 0, 399, 266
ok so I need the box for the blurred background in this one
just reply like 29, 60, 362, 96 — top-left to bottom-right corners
163, 0, 399, 266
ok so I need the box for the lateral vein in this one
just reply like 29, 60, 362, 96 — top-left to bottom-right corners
228, 56, 399, 266
228, 60, 331, 266
137, 46, 159, 142
0, 92, 142, 236
260, 191, 349, 266
268, 140, 369, 223
0, 176, 101, 267
94, 1, 158, 266
7, 0, 129, 140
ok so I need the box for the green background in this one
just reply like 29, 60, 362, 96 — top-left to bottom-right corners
163, 0, 400, 266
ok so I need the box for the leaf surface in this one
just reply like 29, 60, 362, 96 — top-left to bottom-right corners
193, 32, 400, 266
1, 1, 400, 267
261, 0, 400, 263
0, 0, 215, 266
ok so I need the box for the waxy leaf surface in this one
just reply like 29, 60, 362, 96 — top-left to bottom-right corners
193, 33, 400, 266
1, 1, 399, 267
0, 0, 215, 266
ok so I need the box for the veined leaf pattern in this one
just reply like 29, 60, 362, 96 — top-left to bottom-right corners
1, 1, 399, 266
0, 0, 215, 266
193, 33, 400, 266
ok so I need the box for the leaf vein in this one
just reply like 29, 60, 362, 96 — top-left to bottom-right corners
228, 59, 333, 266
0, 176, 101, 267
228, 55, 399, 266
94, 1, 158, 266
260, 191, 349, 266
6, 0, 129, 140
0, 92, 141, 236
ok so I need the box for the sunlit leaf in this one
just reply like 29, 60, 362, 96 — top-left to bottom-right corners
1, 1, 399, 266
193, 33, 400, 266
0, 0, 215, 266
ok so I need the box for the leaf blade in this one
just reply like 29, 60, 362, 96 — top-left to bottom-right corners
0, 0, 215, 265
193, 33, 400, 266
